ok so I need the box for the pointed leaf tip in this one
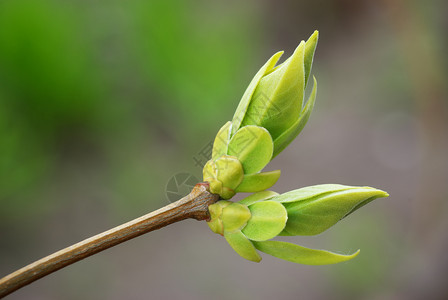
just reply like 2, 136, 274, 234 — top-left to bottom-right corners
224, 231, 261, 262
212, 121, 232, 159
244, 41, 305, 140
253, 240, 360, 265
304, 31, 319, 86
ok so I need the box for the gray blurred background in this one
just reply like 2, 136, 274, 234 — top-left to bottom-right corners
1, 0, 447, 299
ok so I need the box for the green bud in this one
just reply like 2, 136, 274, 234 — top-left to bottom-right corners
207, 201, 251, 235
207, 201, 232, 235
207, 201, 260, 262
203, 126, 280, 198
203, 155, 244, 199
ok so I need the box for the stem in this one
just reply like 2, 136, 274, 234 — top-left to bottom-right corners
0, 183, 219, 298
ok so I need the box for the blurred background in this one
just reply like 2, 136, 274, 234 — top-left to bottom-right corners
1, 0, 447, 299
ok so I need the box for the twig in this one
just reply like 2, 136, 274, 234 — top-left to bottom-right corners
0, 183, 219, 298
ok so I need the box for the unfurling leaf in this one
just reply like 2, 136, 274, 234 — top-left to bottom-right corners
228, 125, 273, 174
242, 41, 305, 140
274, 185, 389, 236
235, 170, 281, 193
273, 76, 317, 158
231, 51, 284, 135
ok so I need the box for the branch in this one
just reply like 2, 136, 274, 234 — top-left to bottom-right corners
0, 183, 218, 298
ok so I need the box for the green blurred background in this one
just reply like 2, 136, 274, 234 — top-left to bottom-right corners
1, 0, 447, 299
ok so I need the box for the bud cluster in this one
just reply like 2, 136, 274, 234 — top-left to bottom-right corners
202, 31, 389, 265
203, 31, 319, 199
207, 185, 388, 264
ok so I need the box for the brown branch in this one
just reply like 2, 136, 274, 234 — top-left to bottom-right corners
0, 183, 219, 298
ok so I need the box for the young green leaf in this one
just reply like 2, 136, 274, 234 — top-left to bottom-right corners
228, 125, 273, 174
242, 201, 288, 241
232, 51, 284, 135
212, 121, 232, 159
271, 183, 356, 204
224, 231, 261, 262
272, 76, 317, 158
280, 187, 389, 236
235, 170, 281, 193
252, 240, 359, 265
238, 190, 279, 206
